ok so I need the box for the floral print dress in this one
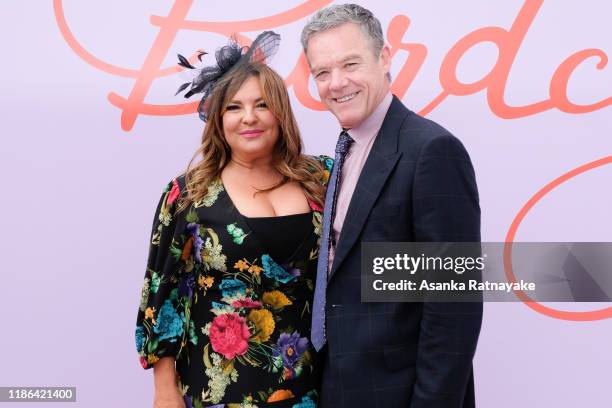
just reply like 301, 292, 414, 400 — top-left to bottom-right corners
136, 157, 332, 408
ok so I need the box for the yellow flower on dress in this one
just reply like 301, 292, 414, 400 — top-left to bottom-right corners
145, 307, 155, 322
147, 354, 159, 364
248, 264, 263, 275
234, 259, 250, 272
262, 291, 292, 309
198, 275, 214, 289
267, 389, 294, 403
248, 309, 275, 342
322, 169, 330, 184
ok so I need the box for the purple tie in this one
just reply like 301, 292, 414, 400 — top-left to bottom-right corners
311, 130, 353, 351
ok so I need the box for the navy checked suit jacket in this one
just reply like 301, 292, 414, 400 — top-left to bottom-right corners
320, 96, 482, 408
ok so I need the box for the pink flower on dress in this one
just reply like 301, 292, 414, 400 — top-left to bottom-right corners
232, 298, 262, 309
209, 313, 250, 359
166, 179, 180, 206
307, 198, 323, 212
139, 356, 149, 369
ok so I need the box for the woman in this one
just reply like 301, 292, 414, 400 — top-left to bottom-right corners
135, 31, 332, 408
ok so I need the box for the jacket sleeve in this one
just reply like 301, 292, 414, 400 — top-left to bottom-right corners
135, 178, 189, 369
410, 133, 483, 408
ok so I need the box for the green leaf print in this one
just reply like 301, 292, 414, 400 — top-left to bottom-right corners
150, 271, 161, 293
226, 223, 249, 245
203, 343, 212, 369
185, 209, 198, 223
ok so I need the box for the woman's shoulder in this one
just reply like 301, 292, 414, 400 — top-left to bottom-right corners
156, 174, 188, 213
311, 154, 334, 172
163, 174, 186, 196
166, 173, 227, 211
305, 154, 334, 187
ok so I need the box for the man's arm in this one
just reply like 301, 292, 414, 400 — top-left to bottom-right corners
410, 132, 483, 408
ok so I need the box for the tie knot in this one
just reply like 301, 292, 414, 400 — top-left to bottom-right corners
335, 131, 353, 156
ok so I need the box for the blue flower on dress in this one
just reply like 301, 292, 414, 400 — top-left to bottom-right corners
186, 223, 203, 263
292, 395, 316, 408
135, 325, 146, 352
262, 255, 297, 284
322, 156, 334, 172
153, 299, 185, 342
178, 273, 195, 299
219, 279, 247, 298
273, 331, 309, 376
211, 301, 227, 310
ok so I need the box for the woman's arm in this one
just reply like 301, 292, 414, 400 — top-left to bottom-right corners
153, 357, 185, 408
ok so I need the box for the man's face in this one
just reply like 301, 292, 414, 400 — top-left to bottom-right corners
306, 22, 391, 129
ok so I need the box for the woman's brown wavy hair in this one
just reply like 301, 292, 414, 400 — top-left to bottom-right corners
178, 62, 325, 212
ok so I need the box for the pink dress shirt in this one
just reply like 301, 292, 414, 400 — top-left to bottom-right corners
328, 92, 393, 271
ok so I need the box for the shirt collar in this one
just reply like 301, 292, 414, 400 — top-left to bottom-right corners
345, 92, 393, 145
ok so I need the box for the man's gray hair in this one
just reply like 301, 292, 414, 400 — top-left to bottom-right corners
301, 4, 385, 56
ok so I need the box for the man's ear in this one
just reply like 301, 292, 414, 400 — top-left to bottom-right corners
380, 45, 391, 74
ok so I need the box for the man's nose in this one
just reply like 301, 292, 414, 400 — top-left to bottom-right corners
329, 70, 347, 92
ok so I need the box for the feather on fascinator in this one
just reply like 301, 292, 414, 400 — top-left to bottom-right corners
176, 31, 281, 122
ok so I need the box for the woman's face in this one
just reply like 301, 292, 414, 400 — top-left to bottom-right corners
222, 75, 280, 163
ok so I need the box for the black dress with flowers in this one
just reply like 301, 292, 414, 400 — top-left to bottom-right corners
135, 157, 332, 408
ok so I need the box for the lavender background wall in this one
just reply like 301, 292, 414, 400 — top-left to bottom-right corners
0, 1, 610, 407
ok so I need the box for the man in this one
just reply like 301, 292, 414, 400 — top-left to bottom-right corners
301, 4, 482, 407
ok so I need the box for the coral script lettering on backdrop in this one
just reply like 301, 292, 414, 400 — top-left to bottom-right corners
54, 0, 610, 131
54, 0, 611, 321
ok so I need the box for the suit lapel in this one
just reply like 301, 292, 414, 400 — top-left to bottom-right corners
329, 96, 407, 278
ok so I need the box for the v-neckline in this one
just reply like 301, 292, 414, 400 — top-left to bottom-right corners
219, 173, 309, 218
217, 177, 317, 264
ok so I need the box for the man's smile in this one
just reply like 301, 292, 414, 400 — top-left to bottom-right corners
333, 92, 359, 103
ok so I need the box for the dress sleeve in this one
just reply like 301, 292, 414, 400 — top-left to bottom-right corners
135, 178, 188, 369
313, 155, 334, 187
304, 155, 334, 212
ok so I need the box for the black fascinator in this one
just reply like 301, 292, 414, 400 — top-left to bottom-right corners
176, 31, 281, 121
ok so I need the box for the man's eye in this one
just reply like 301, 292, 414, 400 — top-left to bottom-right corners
315, 71, 329, 79
345, 63, 357, 69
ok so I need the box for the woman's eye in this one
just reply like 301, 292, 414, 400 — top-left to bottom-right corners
256, 102, 268, 109
226, 105, 240, 111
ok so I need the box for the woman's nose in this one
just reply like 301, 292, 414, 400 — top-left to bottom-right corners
241, 107, 257, 124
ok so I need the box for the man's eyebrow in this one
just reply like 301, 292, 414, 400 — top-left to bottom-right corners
310, 63, 328, 74
311, 54, 363, 73
340, 54, 362, 63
